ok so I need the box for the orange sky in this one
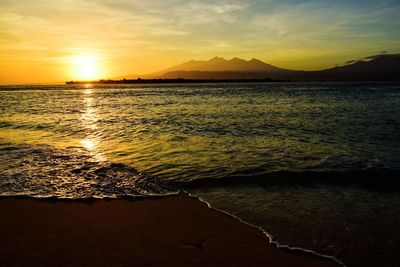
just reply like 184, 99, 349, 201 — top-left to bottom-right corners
1, 0, 399, 84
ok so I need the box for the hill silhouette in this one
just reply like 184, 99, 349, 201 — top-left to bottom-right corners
116, 54, 400, 82
297, 54, 400, 81
161, 57, 288, 72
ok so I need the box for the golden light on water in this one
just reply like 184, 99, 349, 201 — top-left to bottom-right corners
71, 55, 102, 80
80, 88, 105, 161
80, 138, 96, 151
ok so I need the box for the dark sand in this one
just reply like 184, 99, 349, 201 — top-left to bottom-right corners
0, 193, 339, 266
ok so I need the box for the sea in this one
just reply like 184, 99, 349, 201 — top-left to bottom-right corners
1, 82, 399, 267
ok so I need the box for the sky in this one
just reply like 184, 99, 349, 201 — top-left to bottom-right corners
0, 0, 399, 84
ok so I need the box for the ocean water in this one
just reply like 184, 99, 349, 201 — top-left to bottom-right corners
1, 82, 400, 266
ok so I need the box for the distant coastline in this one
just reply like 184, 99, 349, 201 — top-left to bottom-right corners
65, 77, 289, 84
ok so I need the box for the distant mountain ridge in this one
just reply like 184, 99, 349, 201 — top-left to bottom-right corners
161, 56, 288, 72
120, 54, 400, 81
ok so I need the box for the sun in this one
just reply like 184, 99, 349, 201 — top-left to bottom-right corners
70, 55, 102, 80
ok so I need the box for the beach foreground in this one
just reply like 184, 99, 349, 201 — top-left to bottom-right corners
0, 193, 338, 267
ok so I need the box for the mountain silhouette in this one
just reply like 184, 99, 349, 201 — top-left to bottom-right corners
299, 54, 400, 81
161, 57, 288, 72
119, 54, 400, 81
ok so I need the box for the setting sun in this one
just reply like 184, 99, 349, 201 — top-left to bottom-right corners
71, 55, 102, 80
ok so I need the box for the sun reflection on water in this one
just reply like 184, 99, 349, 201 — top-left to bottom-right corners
80, 138, 96, 150
80, 88, 105, 161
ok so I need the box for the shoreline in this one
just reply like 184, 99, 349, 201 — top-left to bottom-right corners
187, 191, 345, 267
0, 193, 339, 266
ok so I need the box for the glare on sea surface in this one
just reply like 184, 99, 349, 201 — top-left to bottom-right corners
80, 89, 105, 161
80, 138, 96, 151
71, 55, 102, 80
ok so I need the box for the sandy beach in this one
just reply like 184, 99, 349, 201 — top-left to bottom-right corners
0, 193, 339, 266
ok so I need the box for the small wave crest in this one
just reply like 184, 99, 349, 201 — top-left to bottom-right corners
2, 143, 399, 199
0, 144, 174, 198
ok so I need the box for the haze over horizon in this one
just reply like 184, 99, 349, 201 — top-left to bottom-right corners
1, 0, 400, 84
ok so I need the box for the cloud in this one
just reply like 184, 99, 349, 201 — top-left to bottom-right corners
212, 3, 248, 14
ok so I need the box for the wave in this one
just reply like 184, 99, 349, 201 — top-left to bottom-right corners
0, 144, 174, 198
2, 143, 399, 200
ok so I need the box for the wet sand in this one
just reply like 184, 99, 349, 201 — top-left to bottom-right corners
0, 193, 339, 266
